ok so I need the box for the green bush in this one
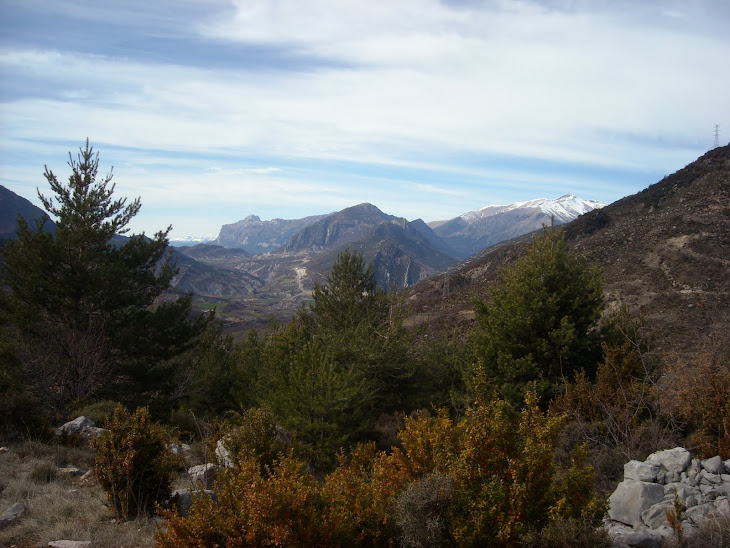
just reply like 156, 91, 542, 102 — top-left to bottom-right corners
92, 405, 178, 520
216, 406, 287, 473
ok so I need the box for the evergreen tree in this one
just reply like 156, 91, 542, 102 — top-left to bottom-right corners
0, 140, 202, 416
311, 248, 417, 415
311, 248, 385, 333
468, 224, 604, 406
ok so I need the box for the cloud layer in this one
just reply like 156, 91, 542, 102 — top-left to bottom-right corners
1, 0, 728, 236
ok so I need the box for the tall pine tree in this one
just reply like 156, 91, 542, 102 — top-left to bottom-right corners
0, 140, 203, 417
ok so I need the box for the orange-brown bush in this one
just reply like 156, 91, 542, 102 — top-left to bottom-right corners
93, 406, 178, 520
156, 454, 341, 547
155, 392, 605, 547
659, 329, 730, 458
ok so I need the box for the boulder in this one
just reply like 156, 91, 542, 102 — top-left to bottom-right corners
48, 541, 92, 548
684, 502, 715, 525
701, 455, 726, 475
609, 480, 665, 527
55, 417, 103, 442
646, 448, 692, 484
188, 463, 218, 490
617, 530, 662, 548
215, 439, 233, 468
0, 502, 26, 530
641, 500, 673, 529
625, 460, 659, 482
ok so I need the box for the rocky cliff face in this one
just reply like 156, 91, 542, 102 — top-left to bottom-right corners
214, 213, 327, 253
281, 203, 397, 253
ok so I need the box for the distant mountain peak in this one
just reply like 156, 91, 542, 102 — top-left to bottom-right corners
465, 195, 606, 224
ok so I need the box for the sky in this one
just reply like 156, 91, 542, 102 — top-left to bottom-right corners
1, 0, 728, 239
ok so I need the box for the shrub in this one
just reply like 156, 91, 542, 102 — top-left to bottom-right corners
28, 460, 58, 484
216, 405, 287, 472
156, 455, 340, 547
518, 518, 612, 548
397, 471, 457, 548
92, 405, 178, 520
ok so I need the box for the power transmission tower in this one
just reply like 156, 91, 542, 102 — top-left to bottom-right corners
714, 124, 720, 148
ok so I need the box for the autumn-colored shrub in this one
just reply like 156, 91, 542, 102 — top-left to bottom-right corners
156, 454, 340, 547
156, 392, 605, 547
659, 329, 730, 458
325, 441, 413, 546
92, 406, 178, 520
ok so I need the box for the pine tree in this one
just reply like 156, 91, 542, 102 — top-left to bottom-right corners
0, 140, 202, 416
468, 224, 604, 406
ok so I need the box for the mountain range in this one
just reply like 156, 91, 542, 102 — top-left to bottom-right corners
0, 182, 606, 332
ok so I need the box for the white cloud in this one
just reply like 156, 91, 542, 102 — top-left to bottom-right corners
1, 0, 728, 236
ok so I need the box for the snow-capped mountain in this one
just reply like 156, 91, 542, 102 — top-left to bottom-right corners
430, 194, 606, 259
461, 194, 606, 224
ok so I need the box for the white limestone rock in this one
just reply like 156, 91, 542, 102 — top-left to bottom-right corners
646, 447, 692, 484
701, 455, 726, 475
625, 460, 659, 483
609, 480, 665, 527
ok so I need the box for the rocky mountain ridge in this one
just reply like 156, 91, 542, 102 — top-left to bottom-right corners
429, 194, 605, 258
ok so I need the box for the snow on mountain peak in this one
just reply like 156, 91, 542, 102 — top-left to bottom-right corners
461, 195, 606, 224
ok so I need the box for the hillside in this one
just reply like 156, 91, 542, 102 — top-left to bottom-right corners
407, 145, 730, 355
0, 185, 55, 239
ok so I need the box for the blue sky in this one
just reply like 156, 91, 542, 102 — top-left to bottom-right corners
1, 0, 728, 239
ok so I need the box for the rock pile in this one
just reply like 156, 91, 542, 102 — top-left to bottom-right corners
55, 416, 103, 443
605, 447, 730, 547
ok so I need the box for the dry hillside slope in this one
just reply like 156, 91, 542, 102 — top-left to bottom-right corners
408, 144, 730, 356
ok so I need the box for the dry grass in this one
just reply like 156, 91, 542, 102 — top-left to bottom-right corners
0, 441, 157, 547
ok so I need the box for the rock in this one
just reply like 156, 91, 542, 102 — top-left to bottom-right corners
188, 463, 218, 490
687, 459, 701, 480
701, 455, 726, 475
170, 488, 218, 518
48, 541, 92, 548
215, 439, 233, 468
625, 460, 659, 482
619, 530, 662, 548
169, 443, 192, 456
641, 501, 673, 529
609, 480, 665, 527
684, 502, 715, 525
646, 448, 692, 484
56, 416, 95, 436
0, 502, 26, 530
58, 466, 85, 477
55, 417, 103, 443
